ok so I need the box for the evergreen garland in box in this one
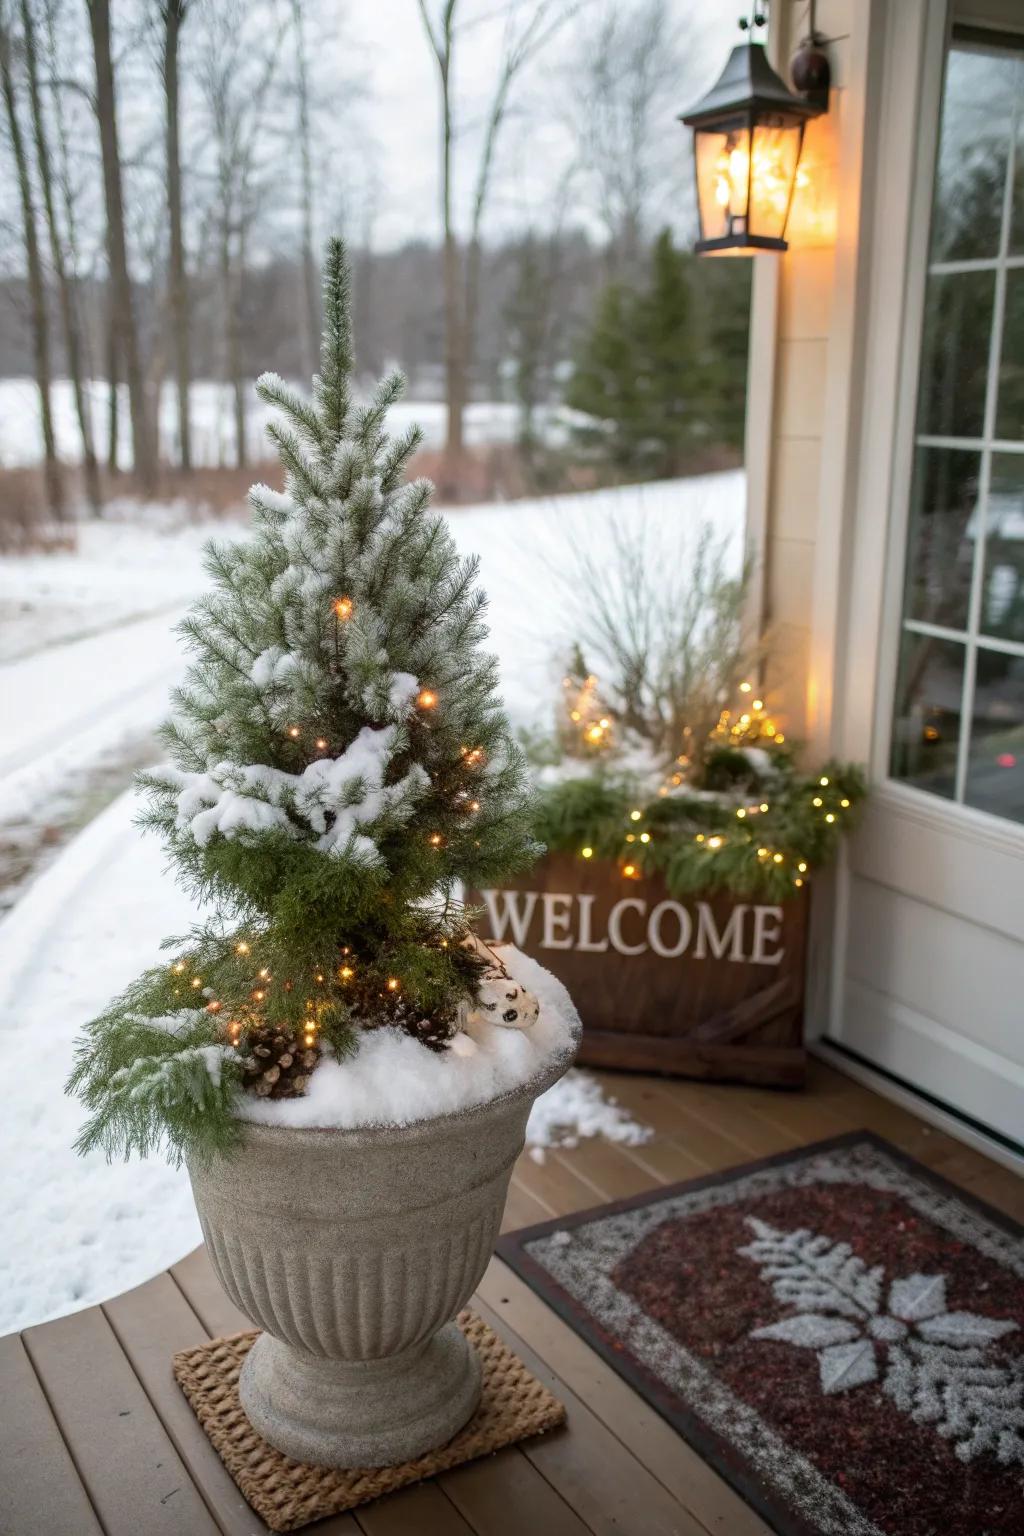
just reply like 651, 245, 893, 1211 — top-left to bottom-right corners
533, 657, 866, 901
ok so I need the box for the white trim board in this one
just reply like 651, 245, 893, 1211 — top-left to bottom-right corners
813, 1038, 1024, 1176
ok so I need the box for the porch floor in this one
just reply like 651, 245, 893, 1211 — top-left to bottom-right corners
3, 1061, 1022, 1536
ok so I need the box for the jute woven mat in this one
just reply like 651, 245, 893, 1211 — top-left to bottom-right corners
173, 1310, 566, 1532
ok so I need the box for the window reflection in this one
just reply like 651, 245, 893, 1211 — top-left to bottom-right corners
916, 271, 994, 440
891, 634, 964, 800
903, 448, 979, 631
996, 268, 1024, 441
966, 650, 1024, 823
981, 456, 1024, 643
931, 45, 1016, 262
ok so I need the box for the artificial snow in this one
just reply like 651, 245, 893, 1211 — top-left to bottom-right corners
237, 947, 579, 1131
166, 724, 429, 861
525, 1069, 653, 1157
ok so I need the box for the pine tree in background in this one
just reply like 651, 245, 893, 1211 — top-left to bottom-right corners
566, 229, 750, 479
69, 238, 539, 1162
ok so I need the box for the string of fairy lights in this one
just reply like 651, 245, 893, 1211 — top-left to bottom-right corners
168, 594, 490, 1042
562, 673, 856, 890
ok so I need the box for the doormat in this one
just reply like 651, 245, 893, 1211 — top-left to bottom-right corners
496, 1131, 1024, 1536
173, 1310, 565, 1532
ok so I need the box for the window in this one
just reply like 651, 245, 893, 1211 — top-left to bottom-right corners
891, 29, 1024, 824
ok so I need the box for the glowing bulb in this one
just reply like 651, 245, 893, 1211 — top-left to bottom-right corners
417, 689, 437, 709
696, 833, 705, 843
736, 808, 746, 819
760, 803, 769, 813
253, 989, 265, 1001
258, 967, 270, 980
599, 717, 610, 729
798, 861, 807, 873
429, 832, 443, 846
639, 832, 650, 844
316, 738, 327, 751
707, 836, 723, 849
570, 710, 581, 722
235, 941, 249, 956
772, 853, 784, 864
622, 863, 638, 877
825, 813, 836, 824
334, 596, 353, 620
587, 725, 604, 742
739, 681, 752, 693
581, 846, 594, 859
468, 800, 480, 812
173, 960, 187, 973
315, 973, 324, 983
757, 847, 768, 858
813, 797, 823, 807
629, 809, 642, 822
795, 877, 804, 888
753, 699, 764, 711
776, 733, 786, 744
190, 976, 202, 989
386, 977, 400, 992
840, 798, 850, 808
339, 965, 354, 980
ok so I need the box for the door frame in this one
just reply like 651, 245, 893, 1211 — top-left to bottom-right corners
811, 0, 1024, 1168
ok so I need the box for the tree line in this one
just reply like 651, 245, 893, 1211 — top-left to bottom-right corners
0, 0, 748, 516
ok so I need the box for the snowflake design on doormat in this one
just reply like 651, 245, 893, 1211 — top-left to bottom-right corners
738, 1217, 1024, 1467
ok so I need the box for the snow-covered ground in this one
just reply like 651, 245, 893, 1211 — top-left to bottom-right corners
0, 469, 743, 1333
0, 377, 581, 470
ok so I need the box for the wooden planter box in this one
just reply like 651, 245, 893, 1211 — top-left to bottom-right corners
468, 852, 808, 1087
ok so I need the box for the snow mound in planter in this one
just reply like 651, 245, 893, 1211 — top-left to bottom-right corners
236, 947, 579, 1131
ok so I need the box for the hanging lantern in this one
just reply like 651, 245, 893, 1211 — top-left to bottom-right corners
680, 16, 829, 256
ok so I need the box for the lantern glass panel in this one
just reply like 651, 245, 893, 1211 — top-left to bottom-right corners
748, 120, 804, 241
695, 125, 752, 243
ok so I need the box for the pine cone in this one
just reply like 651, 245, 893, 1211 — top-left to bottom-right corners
236, 1024, 321, 1099
367, 991, 457, 1053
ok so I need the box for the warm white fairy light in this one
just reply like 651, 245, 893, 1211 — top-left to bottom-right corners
334, 595, 353, 621
235, 941, 250, 956
417, 688, 437, 710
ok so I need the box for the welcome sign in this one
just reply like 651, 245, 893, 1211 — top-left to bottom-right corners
468, 852, 808, 1086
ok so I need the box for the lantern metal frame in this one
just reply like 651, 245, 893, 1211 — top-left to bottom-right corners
680, 35, 829, 256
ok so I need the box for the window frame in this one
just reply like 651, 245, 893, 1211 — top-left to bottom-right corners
882, 15, 1024, 822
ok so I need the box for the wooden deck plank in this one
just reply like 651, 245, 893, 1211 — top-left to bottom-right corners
102, 1271, 274, 1536
439, 1448, 593, 1536
354, 1482, 474, 1536
21, 1305, 220, 1536
470, 1291, 708, 1536
0, 1332, 103, 1536
170, 1246, 253, 1338
478, 1260, 771, 1536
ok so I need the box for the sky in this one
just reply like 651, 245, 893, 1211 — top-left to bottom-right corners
332, 0, 742, 250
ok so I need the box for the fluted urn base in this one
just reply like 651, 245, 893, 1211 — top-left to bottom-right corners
239, 1321, 482, 1467
187, 1005, 579, 1470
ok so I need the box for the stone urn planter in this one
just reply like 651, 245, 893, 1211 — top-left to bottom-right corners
186, 1022, 578, 1468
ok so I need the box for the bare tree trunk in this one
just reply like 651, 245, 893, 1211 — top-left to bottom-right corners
21, 0, 100, 514
1, 5, 64, 519
418, 1, 463, 494
162, 0, 191, 471
290, 0, 318, 379
221, 215, 246, 468
106, 319, 118, 472
87, 0, 156, 492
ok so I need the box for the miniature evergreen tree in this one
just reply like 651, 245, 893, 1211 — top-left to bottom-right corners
69, 238, 539, 1164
